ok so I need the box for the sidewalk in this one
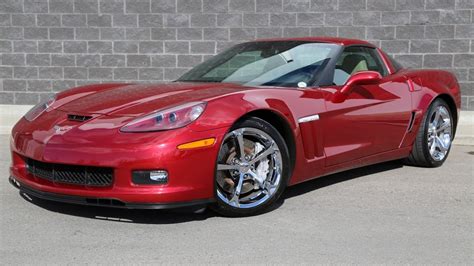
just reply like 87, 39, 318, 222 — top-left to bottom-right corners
0, 104, 472, 145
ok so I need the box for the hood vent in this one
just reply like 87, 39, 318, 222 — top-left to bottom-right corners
67, 114, 93, 122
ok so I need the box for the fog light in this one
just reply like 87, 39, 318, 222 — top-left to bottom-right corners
132, 170, 168, 185
150, 170, 168, 182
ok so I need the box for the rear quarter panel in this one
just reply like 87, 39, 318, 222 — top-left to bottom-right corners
405, 69, 460, 118
399, 69, 461, 147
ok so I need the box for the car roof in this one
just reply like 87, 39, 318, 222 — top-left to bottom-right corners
253, 36, 376, 47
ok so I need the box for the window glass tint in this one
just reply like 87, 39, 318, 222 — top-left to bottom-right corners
203, 50, 263, 80
333, 46, 388, 85
178, 41, 340, 87
387, 53, 403, 72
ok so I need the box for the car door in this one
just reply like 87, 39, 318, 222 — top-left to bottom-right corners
319, 46, 412, 167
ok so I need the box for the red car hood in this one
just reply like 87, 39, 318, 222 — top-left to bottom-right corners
56, 82, 249, 117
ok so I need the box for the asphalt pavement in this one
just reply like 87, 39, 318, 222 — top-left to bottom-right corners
1, 134, 472, 264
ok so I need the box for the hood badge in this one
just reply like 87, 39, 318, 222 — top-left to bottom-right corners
53, 125, 73, 135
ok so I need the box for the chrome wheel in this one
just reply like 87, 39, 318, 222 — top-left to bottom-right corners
216, 127, 283, 209
427, 105, 452, 161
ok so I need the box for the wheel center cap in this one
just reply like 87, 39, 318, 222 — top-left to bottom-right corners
238, 162, 250, 172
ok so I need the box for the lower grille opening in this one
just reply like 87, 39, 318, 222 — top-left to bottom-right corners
26, 158, 114, 187
86, 198, 125, 206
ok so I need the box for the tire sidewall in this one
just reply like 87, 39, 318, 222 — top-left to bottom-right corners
213, 117, 291, 217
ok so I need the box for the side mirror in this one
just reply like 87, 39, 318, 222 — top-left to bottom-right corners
332, 71, 382, 103
340, 71, 382, 95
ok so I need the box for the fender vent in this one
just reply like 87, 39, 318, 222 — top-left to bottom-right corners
67, 114, 92, 122
407, 111, 416, 132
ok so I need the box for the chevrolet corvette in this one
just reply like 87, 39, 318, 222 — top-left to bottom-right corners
9, 37, 460, 216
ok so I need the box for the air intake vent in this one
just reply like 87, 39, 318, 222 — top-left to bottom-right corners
26, 158, 114, 187
67, 114, 92, 122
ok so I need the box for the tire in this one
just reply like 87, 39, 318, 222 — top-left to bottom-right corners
212, 117, 290, 217
405, 98, 454, 167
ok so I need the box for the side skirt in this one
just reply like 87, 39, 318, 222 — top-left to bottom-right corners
290, 146, 412, 186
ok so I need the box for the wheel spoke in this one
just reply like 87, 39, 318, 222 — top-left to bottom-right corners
249, 144, 275, 165
436, 120, 450, 133
435, 136, 448, 152
433, 110, 441, 127
247, 170, 264, 188
217, 164, 239, 171
234, 132, 245, 161
430, 139, 437, 154
229, 173, 244, 207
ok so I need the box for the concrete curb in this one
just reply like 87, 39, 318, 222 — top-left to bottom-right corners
0, 104, 472, 145
454, 111, 474, 146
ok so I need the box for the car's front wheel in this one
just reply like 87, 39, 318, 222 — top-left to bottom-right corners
212, 117, 290, 217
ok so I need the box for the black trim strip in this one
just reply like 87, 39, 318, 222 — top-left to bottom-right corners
9, 176, 214, 210
407, 111, 416, 132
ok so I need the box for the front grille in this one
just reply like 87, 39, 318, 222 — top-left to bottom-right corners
67, 114, 93, 122
26, 158, 113, 187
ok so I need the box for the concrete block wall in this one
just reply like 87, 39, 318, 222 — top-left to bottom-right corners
0, 0, 473, 109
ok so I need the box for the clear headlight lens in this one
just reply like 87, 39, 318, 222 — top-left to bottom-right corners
121, 102, 206, 132
24, 96, 55, 122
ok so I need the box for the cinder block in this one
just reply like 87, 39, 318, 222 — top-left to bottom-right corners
126, 55, 151, 67
100, 0, 125, 13
423, 54, 453, 68
139, 14, 163, 27
102, 55, 127, 67
125, 0, 151, 13
0, 28, 22, 40
311, 0, 338, 11
203, 0, 228, 13
229, 0, 255, 12
151, 55, 177, 67
257, 0, 283, 12
74, 0, 99, 13
49, 27, 75, 40
164, 41, 190, 54
191, 14, 217, 27
177, 28, 203, 40
3, 80, 27, 91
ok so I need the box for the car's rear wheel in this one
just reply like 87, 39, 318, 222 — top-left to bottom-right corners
212, 117, 290, 217
406, 98, 453, 167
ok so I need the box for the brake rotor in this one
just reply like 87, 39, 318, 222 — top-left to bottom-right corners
216, 139, 256, 195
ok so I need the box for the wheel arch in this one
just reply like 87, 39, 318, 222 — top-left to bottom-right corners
236, 109, 297, 174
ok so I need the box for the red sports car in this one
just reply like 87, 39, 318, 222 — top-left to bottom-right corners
10, 37, 460, 216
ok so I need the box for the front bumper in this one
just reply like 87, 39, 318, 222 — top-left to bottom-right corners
9, 176, 214, 209
10, 117, 228, 207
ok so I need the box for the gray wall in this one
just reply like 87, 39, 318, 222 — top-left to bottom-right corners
0, 0, 473, 109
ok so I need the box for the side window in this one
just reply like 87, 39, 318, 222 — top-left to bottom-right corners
387, 53, 403, 72
333, 46, 388, 85
365, 48, 388, 76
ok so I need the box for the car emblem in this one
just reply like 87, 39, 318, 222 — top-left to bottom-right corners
53, 125, 73, 135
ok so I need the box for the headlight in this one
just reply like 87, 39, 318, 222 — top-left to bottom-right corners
120, 102, 206, 132
24, 96, 55, 121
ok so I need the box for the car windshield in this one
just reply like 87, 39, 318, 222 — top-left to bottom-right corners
177, 41, 340, 87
